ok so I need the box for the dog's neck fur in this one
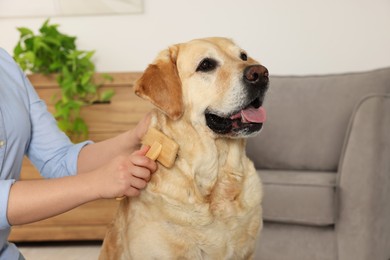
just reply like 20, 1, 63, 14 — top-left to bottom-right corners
149, 110, 249, 199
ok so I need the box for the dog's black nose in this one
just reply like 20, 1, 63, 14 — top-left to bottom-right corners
244, 65, 269, 86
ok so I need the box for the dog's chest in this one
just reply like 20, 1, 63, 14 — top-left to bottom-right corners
142, 146, 261, 223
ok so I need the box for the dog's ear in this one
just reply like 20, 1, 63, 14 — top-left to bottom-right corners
134, 45, 183, 120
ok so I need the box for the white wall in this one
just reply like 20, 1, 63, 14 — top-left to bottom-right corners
1, 0, 389, 75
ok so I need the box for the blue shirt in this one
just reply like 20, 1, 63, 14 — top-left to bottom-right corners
0, 48, 91, 259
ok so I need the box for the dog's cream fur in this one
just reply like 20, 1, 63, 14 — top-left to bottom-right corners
99, 37, 264, 260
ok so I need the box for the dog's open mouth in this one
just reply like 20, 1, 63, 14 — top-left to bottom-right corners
205, 98, 266, 136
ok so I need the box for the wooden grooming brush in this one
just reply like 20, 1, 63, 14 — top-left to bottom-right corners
142, 127, 179, 168
116, 127, 179, 200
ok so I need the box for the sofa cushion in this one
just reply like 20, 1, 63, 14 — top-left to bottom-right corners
260, 170, 337, 226
247, 67, 390, 171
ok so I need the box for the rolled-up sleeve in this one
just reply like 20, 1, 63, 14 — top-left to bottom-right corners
49, 141, 92, 178
0, 180, 15, 229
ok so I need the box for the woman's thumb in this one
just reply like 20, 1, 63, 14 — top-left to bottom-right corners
134, 145, 150, 156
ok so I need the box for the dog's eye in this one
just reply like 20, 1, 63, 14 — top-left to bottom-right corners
240, 52, 248, 61
196, 58, 218, 72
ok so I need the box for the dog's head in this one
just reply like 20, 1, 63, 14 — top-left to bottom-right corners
135, 37, 269, 138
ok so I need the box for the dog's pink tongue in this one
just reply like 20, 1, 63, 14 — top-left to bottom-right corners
241, 106, 266, 123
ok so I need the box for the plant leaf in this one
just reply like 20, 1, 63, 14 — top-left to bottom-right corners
13, 19, 114, 140
100, 89, 115, 102
17, 27, 33, 37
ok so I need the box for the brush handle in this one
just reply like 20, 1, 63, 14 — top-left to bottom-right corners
141, 127, 179, 168
145, 142, 162, 160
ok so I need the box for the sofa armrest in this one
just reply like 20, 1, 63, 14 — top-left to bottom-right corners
336, 94, 390, 260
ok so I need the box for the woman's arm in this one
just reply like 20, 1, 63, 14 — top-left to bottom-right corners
77, 113, 151, 173
7, 146, 156, 226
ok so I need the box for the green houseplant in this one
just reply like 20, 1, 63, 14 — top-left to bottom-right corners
13, 19, 114, 140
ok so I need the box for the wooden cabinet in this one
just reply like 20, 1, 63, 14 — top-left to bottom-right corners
9, 72, 153, 242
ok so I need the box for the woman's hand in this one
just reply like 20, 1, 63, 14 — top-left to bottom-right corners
90, 145, 158, 199
77, 112, 154, 174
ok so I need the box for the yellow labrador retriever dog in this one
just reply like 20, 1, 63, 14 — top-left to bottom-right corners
99, 37, 269, 260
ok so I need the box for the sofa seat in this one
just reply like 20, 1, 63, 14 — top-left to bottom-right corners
259, 170, 337, 226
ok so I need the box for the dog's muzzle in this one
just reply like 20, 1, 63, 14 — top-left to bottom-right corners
205, 65, 269, 137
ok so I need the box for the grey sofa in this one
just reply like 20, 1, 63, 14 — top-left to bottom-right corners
248, 67, 390, 260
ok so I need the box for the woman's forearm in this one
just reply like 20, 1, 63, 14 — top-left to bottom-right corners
7, 172, 98, 226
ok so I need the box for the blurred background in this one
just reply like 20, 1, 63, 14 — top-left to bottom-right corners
1, 1, 390, 259
1, 0, 389, 76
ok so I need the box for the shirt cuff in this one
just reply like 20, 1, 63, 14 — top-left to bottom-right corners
0, 179, 15, 229
64, 140, 93, 176
39, 140, 93, 179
